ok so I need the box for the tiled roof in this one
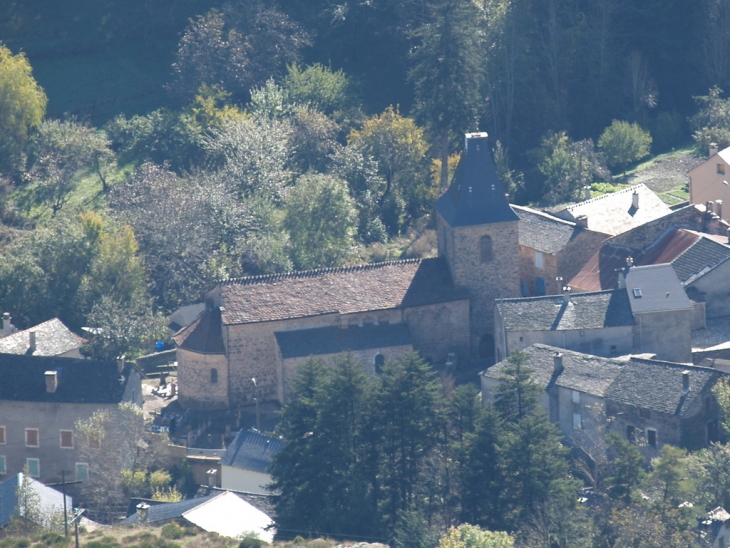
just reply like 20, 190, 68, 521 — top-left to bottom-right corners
0, 318, 83, 356
435, 133, 519, 227
555, 184, 671, 236
0, 355, 134, 404
623, 264, 693, 314
221, 430, 284, 473
275, 323, 412, 359
569, 227, 730, 291
512, 205, 578, 254
605, 358, 722, 415
173, 307, 225, 354
496, 290, 634, 332
218, 258, 468, 326
120, 495, 216, 524
481, 343, 625, 396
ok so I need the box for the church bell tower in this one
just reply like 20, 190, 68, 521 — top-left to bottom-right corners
435, 132, 520, 358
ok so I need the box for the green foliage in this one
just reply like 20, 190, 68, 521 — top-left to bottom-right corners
438, 524, 514, 548
283, 63, 355, 117
238, 534, 266, 548
691, 86, 730, 150
713, 376, 730, 435
493, 351, 542, 422
0, 45, 47, 175
284, 173, 359, 270
598, 120, 652, 173
392, 509, 439, 548
160, 524, 186, 540
687, 442, 730, 510
606, 433, 646, 502
650, 110, 685, 153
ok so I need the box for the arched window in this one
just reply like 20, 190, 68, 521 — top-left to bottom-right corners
480, 235, 493, 263
211, 368, 218, 384
374, 354, 385, 374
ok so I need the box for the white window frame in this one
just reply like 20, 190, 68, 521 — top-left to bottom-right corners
60, 430, 73, 449
573, 413, 582, 429
572, 390, 581, 404
26, 458, 40, 478
75, 462, 89, 482
25, 428, 39, 448
0, 455, 6, 475
535, 251, 544, 269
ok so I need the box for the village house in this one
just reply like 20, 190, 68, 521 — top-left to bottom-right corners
481, 343, 728, 460
220, 429, 283, 495
174, 132, 522, 409
0, 355, 142, 483
689, 143, 730, 223
495, 263, 694, 363
0, 318, 85, 358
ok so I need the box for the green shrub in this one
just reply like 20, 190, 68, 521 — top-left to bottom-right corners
238, 535, 265, 548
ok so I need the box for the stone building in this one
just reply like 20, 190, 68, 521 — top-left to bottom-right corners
0, 354, 142, 483
481, 343, 728, 460
175, 132, 522, 409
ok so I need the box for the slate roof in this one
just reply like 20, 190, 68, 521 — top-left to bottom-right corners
554, 184, 671, 236
435, 133, 519, 227
0, 318, 83, 357
173, 307, 225, 354
496, 290, 634, 332
569, 227, 730, 292
0, 355, 135, 404
0, 473, 72, 528
217, 258, 468, 326
605, 359, 722, 416
275, 324, 412, 359
481, 343, 625, 396
221, 430, 284, 473
512, 205, 578, 254
623, 264, 693, 314
120, 495, 216, 524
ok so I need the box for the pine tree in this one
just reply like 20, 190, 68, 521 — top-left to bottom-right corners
494, 350, 542, 423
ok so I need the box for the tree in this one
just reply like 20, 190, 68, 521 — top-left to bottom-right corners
438, 524, 514, 548
597, 120, 652, 174
606, 433, 646, 502
75, 402, 165, 522
0, 45, 46, 175
493, 351, 542, 423
170, 2, 310, 103
28, 119, 116, 214
691, 86, 730, 150
348, 107, 431, 233
283, 63, 356, 118
409, 0, 485, 188
283, 173, 359, 270
376, 352, 444, 529
687, 442, 730, 510
538, 132, 608, 203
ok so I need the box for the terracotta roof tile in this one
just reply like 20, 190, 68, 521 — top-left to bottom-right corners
218, 258, 467, 325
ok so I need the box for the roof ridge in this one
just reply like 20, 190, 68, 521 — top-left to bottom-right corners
220, 259, 422, 286
497, 289, 620, 303
511, 204, 577, 227
627, 357, 718, 371
567, 183, 647, 210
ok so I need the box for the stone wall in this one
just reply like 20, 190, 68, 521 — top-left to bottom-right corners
505, 325, 634, 359
557, 229, 610, 285
177, 349, 229, 409
438, 213, 520, 355
633, 309, 693, 363
404, 300, 470, 364
519, 246, 559, 296
688, 262, 730, 319
606, 401, 681, 460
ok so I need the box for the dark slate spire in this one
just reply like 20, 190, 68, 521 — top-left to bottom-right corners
435, 132, 519, 227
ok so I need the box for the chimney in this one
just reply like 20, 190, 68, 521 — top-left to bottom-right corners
682, 370, 690, 393
707, 200, 715, 215
117, 358, 125, 373
583, 185, 591, 200
206, 468, 218, 487
710, 143, 719, 157
136, 502, 150, 523
717, 199, 724, 219
45, 370, 58, 393
1, 312, 8, 331
29, 331, 36, 351
575, 215, 588, 228
553, 352, 564, 375
632, 190, 639, 209
563, 285, 572, 304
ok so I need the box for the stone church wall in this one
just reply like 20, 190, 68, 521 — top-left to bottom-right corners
404, 300, 470, 364
175, 349, 229, 409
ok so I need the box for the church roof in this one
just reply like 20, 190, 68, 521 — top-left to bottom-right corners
173, 307, 226, 354
435, 133, 519, 227
275, 323, 412, 359
217, 258, 468, 326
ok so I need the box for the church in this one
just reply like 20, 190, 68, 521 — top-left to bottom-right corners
173, 132, 521, 409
